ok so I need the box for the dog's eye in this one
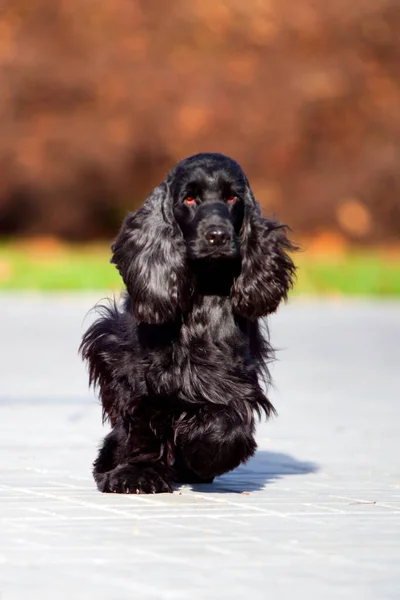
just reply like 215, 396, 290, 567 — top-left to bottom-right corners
184, 197, 196, 205
227, 196, 237, 204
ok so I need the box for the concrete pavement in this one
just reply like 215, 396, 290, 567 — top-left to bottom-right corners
1, 294, 399, 599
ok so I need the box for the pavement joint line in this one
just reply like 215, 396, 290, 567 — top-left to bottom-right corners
0, 485, 142, 518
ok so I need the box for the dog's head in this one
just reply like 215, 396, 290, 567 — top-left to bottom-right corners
171, 154, 245, 261
112, 153, 296, 324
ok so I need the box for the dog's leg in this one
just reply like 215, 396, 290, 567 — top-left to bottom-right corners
174, 405, 257, 481
93, 423, 174, 494
174, 451, 215, 484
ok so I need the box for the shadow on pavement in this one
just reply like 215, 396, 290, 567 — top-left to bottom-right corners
181, 450, 318, 494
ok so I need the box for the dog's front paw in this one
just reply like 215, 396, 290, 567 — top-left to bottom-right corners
96, 465, 173, 494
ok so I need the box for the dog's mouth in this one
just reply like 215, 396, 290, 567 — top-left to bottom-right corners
187, 238, 241, 261
195, 247, 240, 260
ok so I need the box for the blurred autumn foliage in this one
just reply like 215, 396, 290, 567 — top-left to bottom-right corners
0, 0, 400, 243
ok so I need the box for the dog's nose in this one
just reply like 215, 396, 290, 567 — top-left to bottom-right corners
204, 227, 230, 246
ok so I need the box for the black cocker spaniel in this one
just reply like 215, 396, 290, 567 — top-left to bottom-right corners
80, 153, 296, 493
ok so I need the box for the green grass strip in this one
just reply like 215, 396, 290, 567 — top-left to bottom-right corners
1, 242, 399, 295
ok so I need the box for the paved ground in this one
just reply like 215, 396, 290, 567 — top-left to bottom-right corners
1, 294, 399, 600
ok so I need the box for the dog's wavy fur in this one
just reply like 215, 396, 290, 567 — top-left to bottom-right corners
80, 153, 296, 493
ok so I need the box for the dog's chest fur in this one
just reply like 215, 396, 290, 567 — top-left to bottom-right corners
144, 295, 254, 405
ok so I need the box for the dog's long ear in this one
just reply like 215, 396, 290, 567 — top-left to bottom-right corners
231, 185, 297, 320
111, 182, 191, 324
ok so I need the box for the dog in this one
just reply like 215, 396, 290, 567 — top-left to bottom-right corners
80, 152, 296, 493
